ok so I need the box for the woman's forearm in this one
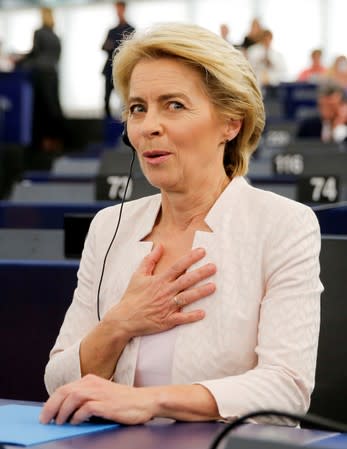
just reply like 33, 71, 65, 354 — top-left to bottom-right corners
40, 376, 221, 425
148, 384, 220, 421
79, 318, 130, 379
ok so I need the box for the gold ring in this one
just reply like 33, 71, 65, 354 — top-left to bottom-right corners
172, 296, 182, 308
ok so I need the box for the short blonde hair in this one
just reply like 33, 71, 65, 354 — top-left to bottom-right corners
41, 7, 55, 29
113, 23, 265, 177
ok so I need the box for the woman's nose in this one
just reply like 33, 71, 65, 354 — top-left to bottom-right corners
141, 111, 163, 137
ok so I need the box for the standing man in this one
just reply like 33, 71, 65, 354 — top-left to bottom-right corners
101, 1, 134, 117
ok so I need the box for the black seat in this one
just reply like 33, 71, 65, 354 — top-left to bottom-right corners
305, 236, 347, 427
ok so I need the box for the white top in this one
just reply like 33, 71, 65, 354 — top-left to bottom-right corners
322, 121, 347, 143
134, 327, 178, 387
45, 177, 322, 421
247, 44, 287, 85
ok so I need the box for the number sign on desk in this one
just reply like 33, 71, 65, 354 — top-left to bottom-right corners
298, 175, 340, 204
95, 174, 158, 201
95, 150, 158, 201
272, 153, 304, 175
264, 130, 292, 148
106, 175, 133, 200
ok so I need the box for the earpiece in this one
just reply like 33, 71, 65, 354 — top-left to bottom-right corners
122, 122, 135, 151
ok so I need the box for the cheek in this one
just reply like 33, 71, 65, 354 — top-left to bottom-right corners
180, 117, 217, 145
127, 125, 138, 146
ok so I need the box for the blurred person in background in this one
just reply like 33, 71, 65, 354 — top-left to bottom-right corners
18, 7, 64, 157
0, 40, 14, 72
101, 1, 135, 118
219, 23, 231, 42
326, 55, 347, 89
219, 24, 242, 50
247, 29, 287, 87
240, 17, 263, 52
297, 81, 347, 144
297, 49, 327, 83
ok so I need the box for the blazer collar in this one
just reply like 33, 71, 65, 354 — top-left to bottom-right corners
204, 176, 246, 232
133, 176, 247, 240
135, 194, 162, 242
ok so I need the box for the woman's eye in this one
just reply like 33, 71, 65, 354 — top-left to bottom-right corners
129, 104, 145, 114
169, 101, 184, 110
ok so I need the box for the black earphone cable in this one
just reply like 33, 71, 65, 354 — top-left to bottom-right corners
96, 149, 135, 321
208, 410, 347, 449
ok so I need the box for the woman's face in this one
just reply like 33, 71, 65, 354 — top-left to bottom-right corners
127, 57, 240, 192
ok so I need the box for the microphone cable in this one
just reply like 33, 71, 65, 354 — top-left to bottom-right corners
96, 149, 135, 321
208, 409, 347, 449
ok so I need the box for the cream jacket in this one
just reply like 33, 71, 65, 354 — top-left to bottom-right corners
45, 177, 323, 419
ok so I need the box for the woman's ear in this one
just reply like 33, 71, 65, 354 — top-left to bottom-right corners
224, 118, 242, 142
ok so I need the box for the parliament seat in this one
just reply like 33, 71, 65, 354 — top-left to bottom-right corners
306, 236, 347, 426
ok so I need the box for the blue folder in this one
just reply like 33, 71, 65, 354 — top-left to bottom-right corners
0, 404, 119, 446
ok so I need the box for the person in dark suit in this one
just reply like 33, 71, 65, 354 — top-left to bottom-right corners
101, 1, 135, 117
20, 7, 64, 156
297, 82, 347, 143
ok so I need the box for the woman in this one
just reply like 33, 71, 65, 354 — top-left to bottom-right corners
41, 23, 322, 426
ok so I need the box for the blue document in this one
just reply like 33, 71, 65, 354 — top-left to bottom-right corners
0, 404, 119, 446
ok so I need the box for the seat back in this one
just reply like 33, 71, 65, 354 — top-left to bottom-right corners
307, 236, 347, 424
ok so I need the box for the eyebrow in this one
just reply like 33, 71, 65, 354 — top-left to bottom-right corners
128, 93, 189, 103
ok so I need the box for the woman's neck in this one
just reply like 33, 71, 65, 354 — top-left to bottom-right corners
158, 174, 231, 232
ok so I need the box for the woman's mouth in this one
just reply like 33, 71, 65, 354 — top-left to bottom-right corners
142, 150, 172, 164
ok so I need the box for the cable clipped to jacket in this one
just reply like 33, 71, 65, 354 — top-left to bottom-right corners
96, 149, 135, 321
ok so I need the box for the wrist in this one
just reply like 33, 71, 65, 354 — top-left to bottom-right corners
99, 315, 132, 344
144, 386, 169, 419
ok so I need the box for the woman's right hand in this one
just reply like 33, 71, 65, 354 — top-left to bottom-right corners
102, 244, 216, 339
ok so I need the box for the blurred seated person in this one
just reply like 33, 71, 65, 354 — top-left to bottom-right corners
247, 29, 287, 87
326, 55, 347, 89
297, 81, 347, 143
297, 49, 327, 83
40, 23, 322, 427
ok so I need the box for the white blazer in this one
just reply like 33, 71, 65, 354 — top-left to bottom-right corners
45, 177, 323, 419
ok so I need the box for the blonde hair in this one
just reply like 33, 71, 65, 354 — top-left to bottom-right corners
41, 7, 55, 29
113, 23, 265, 177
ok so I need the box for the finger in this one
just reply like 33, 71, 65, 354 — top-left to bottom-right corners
163, 248, 206, 281
175, 282, 216, 308
54, 389, 87, 425
167, 309, 206, 327
137, 243, 164, 276
40, 387, 70, 424
69, 401, 99, 425
174, 263, 216, 293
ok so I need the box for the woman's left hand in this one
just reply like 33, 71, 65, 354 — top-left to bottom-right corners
40, 374, 156, 425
